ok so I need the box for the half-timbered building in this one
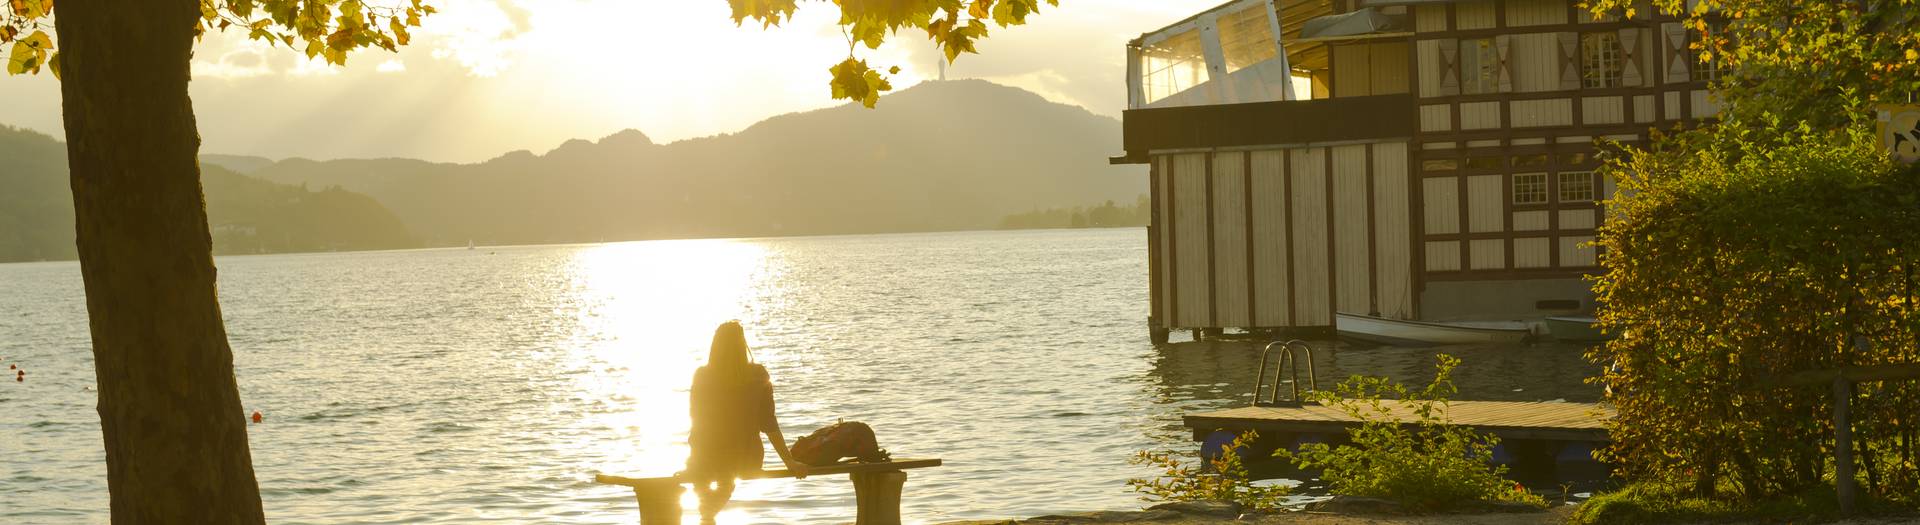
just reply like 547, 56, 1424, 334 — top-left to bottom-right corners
1117, 0, 1718, 342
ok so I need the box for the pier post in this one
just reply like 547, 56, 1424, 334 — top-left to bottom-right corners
632, 479, 684, 525
852, 470, 907, 525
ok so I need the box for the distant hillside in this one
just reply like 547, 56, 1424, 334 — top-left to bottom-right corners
200, 154, 276, 174
999, 196, 1151, 230
222, 80, 1145, 246
0, 126, 417, 263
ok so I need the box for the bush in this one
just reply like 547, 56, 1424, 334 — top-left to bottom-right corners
1128, 431, 1288, 511
1282, 354, 1545, 512
1592, 123, 1920, 502
1571, 480, 1915, 525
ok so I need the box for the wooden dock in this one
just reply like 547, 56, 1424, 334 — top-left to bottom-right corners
1185, 401, 1614, 443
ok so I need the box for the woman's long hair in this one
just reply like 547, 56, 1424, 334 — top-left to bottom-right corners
707, 320, 752, 370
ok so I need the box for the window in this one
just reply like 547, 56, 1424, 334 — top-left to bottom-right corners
1513, 173, 1549, 204
1581, 32, 1623, 88
1139, 30, 1207, 105
1512, 153, 1550, 169
1218, 4, 1277, 73
1561, 152, 1592, 167
1459, 38, 1499, 94
1559, 171, 1595, 202
1689, 22, 1726, 81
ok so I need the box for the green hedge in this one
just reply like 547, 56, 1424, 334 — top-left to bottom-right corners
1591, 124, 1920, 503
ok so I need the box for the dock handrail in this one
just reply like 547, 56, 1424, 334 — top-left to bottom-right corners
1252, 340, 1317, 407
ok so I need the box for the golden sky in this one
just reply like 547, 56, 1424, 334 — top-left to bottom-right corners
0, 0, 1223, 163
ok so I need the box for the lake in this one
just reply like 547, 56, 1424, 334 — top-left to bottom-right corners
0, 228, 1601, 524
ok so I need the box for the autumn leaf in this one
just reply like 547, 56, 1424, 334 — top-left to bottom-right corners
6, 30, 52, 75
828, 57, 891, 108
728, 0, 799, 28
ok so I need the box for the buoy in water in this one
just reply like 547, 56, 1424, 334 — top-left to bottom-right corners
251, 410, 263, 423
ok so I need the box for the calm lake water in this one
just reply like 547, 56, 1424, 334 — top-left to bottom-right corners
0, 228, 1601, 524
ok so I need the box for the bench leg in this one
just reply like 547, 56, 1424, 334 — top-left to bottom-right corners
632, 480, 683, 525
851, 470, 906, 525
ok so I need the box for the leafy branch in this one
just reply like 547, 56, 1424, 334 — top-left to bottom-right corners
3, 0, 436, 79
727, 0, 1058, 108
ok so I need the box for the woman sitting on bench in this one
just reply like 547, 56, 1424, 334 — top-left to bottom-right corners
686, 321, 806, 524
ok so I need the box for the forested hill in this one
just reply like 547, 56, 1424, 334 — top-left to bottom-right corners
0, 126, 417, 263
216, 80, 1145, 246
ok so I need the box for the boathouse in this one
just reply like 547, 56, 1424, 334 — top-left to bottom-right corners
1119, 0, 1719, 342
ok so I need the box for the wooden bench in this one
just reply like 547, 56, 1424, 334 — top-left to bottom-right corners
594, 458, 942, 525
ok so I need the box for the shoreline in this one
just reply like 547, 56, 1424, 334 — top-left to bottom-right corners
936, 502, 1577, 525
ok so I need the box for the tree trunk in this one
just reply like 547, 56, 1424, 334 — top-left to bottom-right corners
53, 1, 266, 523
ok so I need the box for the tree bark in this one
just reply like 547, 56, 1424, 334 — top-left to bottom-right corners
53, 1, 266, 523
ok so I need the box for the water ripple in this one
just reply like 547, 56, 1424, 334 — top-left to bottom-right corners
0, 229, 1599, 525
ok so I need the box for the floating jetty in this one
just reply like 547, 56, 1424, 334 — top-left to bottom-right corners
1184, 400, 1612, 442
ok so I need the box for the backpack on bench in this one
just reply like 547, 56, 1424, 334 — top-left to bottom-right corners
791, 421, 890, 466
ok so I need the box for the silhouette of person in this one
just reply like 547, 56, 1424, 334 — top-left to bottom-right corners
685, 320, 805, 523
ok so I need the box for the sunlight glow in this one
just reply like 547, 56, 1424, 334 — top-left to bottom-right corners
558, 239, 775, 478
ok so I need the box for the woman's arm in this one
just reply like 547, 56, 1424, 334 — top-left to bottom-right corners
758, 375, 807, 478
766, 424, 806, 479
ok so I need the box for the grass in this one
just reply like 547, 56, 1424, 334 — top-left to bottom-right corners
1571, 481, 1918, 524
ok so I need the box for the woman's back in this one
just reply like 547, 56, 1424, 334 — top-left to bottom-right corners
687, 364, 774, 473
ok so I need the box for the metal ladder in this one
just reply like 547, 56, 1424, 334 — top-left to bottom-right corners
1252, 340, 1318, 407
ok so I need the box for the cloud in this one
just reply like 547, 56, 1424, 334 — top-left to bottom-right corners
893, 1, 1219, 116
0, 1, 1230, 163
193, 47, 273, 79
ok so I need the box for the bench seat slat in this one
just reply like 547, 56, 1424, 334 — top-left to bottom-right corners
595, 458, 941, 487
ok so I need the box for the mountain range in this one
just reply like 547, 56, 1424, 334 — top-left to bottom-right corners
1, 80, 1143, 262
0, 126, 415, 263
211, 79, 1144, 246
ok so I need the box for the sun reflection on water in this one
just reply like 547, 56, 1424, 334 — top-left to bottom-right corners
553, 239, 786, 512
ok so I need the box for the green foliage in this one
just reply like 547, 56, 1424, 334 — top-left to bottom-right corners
1591, 123, 1920, 502
728, 0, 1057, 107
1283, 355, 1546, 512
998, 196, 1150, 230
1583, 0, 1920, 128
1571, 480, 1916, 525
2, 0, 434, 78
1128, 431, 1288, 511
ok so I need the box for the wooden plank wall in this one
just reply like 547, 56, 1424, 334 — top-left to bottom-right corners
1369, 42, 1412, 95
1333, 145, 1372, 314
1466, 175, 1504, 233
1371, 142, 1415, 318
1157, 157, 1175, 322
1172, 153, 1211, 328
1422, 177, 1460, 234
1455, 1, 1497, 30
1289, 148, 1334, 326
1508, 33, 1562, 92
1514, 237, 1552, 268
1212, 152, 1252, 329
1148, 141, 1416, 329
1506, 0, 1568, 26
1415, 4, 1448, 32
1250, 150, 1292, 327
1332, 45, 1372, 99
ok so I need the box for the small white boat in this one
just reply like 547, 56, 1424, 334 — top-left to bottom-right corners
1544, 316, 1611, 342
1335, 313, 1534, 346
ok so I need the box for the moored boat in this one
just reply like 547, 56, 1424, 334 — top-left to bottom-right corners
1544, 316, 1611, 342
1335, 313, 1533, 346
